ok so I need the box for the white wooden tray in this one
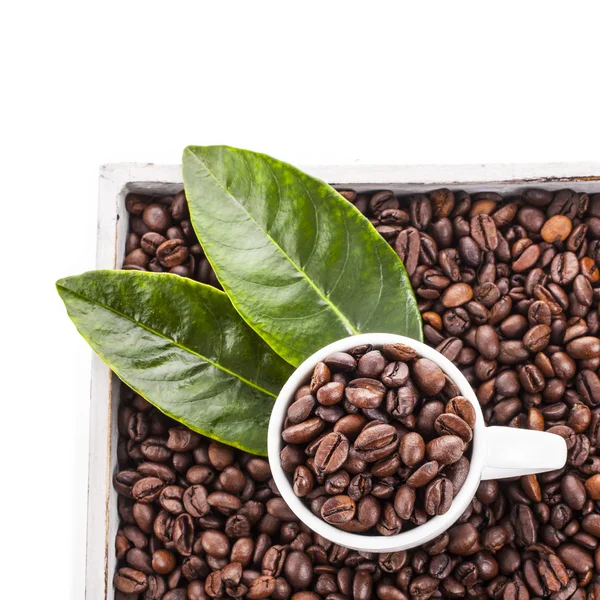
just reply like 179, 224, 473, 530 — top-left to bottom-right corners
88, 161, 600, 599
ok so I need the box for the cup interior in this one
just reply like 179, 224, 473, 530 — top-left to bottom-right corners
267, 333, 486, 552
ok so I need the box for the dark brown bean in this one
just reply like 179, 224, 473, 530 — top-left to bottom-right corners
412, 358, 446, 395
344, 378, 386, 408
434, 413, 473, 443
313, 432, 349, 474
282, 419, 326, 444
424, 478, 453, 515
407, 461, 439, 488
445, 396, 476, 428
426, 435, 464, 465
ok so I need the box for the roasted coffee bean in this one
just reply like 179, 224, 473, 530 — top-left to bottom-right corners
395, 227, 421, 276
143, 203, 171, 232
518, 363, 545, 393
126, 547, 153, 574
550, 251, 579, 285
407, 461, 439, 488
576, 370, 600, 405
374, 502, 401, 536
381, 361, 409, 388
156, 239, 188, 268
314, 404, 343, 423
436, 336, 464, 362
567, 336, 600, 359
412, 358, 446, 395
409, 195, 432, 230
561, 474, 586, 510
313, 432, 349, 474
309, 362, 330, 394
140, 231, 167, 256
416, 400, 446, 437
284, 551, 313, 589
114, 470, 144, 499
282, 419, 326, 444
381, 343, 416, 361
585, 474, 600, 499
472, 214, 499, 251
166, 428, 200, 452
357, 350, 386, 378
568, 402, 591, 433
426, 435, 464, 465
370, 190, 398, 214
172, 514, 194, 556
441, 282, 474, 308
424, 477, 453, 515
140, 437, 172, 463
459, 236, 482, 267
114, 568, 148, 594
581, 256, 600, 282
344, 472, 371, 502
344, 378, 386, 408
159, 485, 185, 514
473, 325, 500, 360
207, 491, 242, 515
219, 466, 246, 494
247, 575, 276, 599
399, 432, 425, 467
519, 206, 545, 233
320, 495, 356, 524
152, 549, 176, 575
443, 457, 469, 498
280, 444, 305, 473
323, 352, 356, 372
354, 422, 397, 451
550, 351, 576, 380
443, 307, 471, 335
126, 194, 149, 216
123, 247, 151, 269
523, 324, 552, 353
182, 485, 209, 517
292, 466, 314, 497
498, 340, 530, 365
316, 382, 344, 406
332, 413, 367, 440
138, 462, 176, 484
323, 471, 349, 497
445, 396, 476, 428
386, 386, 416, 419
494, 370, 521, 398
200, 529, 230, 559
435, 413, 473, 443
133, 477, 165, 503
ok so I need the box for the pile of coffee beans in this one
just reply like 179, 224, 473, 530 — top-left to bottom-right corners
122, 192, 220, 287
281, 344, 474, 533
115, 186, 600, 599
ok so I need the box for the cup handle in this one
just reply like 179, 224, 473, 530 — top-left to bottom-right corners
480, 426, 568, 481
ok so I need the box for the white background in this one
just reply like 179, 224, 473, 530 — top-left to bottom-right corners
1, 1, 599, 598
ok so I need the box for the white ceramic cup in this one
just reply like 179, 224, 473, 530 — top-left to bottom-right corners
268, 333, 568, 552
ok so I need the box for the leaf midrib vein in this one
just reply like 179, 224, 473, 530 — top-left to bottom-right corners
58, 283, 277, 398
194, 151, 359, 337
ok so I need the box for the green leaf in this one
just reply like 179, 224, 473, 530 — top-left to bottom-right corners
56, 271, 294, 455
183, 145, 423, 367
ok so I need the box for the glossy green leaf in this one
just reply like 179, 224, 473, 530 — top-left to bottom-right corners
56, 271, 294, 455
183, 145, 423, 367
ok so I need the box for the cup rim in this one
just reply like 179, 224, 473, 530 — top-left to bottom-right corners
267, 332, 486, 552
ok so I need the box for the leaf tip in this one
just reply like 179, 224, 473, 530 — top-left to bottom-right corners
55, 276, 72, 294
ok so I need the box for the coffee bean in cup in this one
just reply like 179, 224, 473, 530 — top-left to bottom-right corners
281, 344, 474, 534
